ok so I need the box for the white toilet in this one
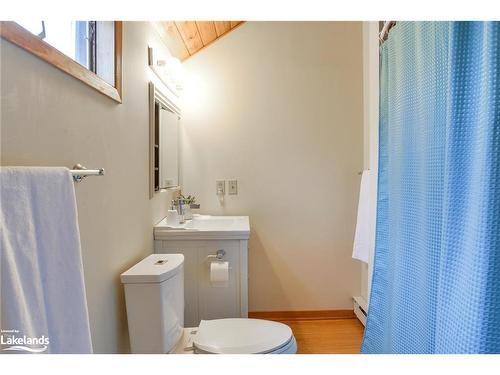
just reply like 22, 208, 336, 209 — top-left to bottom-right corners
121, 254, 297, 354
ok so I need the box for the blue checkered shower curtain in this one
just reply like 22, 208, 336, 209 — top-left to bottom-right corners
362, 22, 500, 353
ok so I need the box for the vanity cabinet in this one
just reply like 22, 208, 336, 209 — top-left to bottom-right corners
154, 216, 249, 327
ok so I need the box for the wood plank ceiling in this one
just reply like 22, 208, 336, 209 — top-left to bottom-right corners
155, 21, 243, 61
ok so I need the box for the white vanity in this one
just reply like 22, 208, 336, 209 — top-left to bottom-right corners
154, 214, 249, 327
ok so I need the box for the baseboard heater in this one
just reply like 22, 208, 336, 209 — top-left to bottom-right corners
352, 296, 367, 326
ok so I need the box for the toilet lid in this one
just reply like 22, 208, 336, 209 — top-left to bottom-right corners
193, 318, 293, 354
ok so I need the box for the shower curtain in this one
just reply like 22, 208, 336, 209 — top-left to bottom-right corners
362, 22, 500, 354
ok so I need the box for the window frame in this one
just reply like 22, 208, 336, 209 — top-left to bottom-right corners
0, 21, 123, 103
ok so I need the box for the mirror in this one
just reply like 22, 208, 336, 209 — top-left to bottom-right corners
157, 105, 179, 188
149, 82, 181, 198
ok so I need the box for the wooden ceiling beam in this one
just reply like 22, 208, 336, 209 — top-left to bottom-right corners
175, 21, 203, 55
196, 21, 217, 45
154, 21, 190, 61
214, 21, 231, 37
156, 21, 244, 61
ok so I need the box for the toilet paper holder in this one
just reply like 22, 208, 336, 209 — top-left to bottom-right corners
206, 249, 226, 261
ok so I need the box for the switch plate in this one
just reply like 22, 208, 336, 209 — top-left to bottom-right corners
216, 180, 225, 195
228, 179, 238, 195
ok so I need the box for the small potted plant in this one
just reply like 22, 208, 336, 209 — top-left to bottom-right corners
179, 194, 198, 220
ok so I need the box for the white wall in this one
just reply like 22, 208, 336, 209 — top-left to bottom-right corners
1, 22, 176, 353
180, 22, 364, 311
360, 22, 380, 304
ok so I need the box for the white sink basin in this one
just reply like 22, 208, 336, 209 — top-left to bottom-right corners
154, 214, 250, 240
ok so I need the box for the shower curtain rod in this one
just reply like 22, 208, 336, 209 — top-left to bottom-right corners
379, 21, 396, 43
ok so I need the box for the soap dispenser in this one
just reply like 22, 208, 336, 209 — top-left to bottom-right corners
166, 200, 179, 226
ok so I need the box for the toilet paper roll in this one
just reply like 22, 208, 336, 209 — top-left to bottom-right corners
210, 261, 229, 287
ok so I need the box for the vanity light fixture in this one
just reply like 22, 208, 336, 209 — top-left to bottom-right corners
148, 46, 184, 96
157, 57, 184, 90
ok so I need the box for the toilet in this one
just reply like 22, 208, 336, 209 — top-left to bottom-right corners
120, 254, 297, 354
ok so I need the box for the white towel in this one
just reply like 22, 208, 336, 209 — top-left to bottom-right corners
0, 167, 93, 353
352, 170, 374, 263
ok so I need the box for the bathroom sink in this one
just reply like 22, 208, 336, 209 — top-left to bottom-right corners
185, 216, 238, 230
154, 214, 250, 240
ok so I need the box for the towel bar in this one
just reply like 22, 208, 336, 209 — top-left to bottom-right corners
70, 164, 105, 183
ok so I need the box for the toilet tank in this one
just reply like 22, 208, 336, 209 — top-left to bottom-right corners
121, 254, 184, 353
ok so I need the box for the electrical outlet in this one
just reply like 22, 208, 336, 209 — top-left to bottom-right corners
228, 179, 238, 195
216, 180, 225, 195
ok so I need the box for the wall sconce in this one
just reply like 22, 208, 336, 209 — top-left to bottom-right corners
148, 46, 184, 96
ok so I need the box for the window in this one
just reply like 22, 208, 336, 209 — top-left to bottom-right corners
0, 21, 122, 102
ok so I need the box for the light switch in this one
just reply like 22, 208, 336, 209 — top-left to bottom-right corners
228, 179, 238, 195
216, 180, 225, 195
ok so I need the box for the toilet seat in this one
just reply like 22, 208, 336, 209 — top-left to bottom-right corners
193, 318, 296, 354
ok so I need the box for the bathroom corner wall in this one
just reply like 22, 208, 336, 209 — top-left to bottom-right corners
361, 21, 380, 304
180, 22, 364, 311
1, 22, 175, 353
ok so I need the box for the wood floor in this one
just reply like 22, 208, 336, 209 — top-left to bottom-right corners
277, 318, 365, 354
